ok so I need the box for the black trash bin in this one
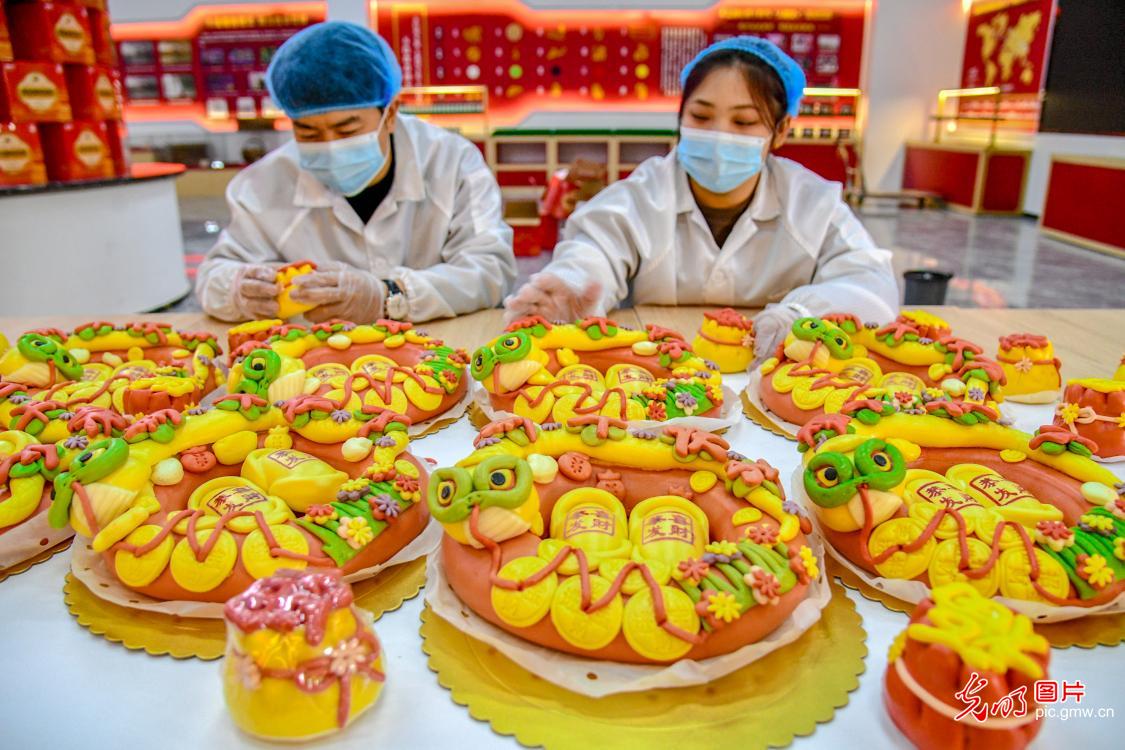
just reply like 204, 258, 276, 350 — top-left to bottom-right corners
903, 270, 953, 305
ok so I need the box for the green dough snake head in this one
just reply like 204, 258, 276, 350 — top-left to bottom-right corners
48, 437, 129, 528
235, 349, 282, 396
427, 454, 532, 524
790, 318, 854, 359
803, 438, 905, 508
15, 334, 84, 382
470, 330, 549, 393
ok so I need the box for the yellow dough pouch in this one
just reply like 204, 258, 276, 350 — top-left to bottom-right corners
604, 363, 655, 394
628, 495, 708, 572
903, 469, 988, 538
543, 488, 631, 572
241, 448, 349, 513
223, 571, 385, 741
555, 364, 605, 389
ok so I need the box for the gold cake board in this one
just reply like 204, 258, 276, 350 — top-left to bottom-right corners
0, 539, 74, 583
828, 558, 1124, 649
64, 556, 427, 660
420, 578, 867, 750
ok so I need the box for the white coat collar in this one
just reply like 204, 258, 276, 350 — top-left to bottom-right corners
673, 154, 781, 222
292, 119, 427, 209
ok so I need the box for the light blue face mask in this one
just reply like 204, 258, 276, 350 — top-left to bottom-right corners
677, 126, 768, 194
296, 111, 389, 197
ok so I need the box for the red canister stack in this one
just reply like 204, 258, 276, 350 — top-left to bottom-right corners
0, 0, 125, 185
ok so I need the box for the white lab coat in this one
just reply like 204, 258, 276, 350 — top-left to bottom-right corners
196, 114, 516, 322
545, 152, 899, 321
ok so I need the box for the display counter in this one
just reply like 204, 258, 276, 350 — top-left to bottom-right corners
0, 162, 190, 315
902, 140, 1031, 214
1040, 155, 1125, 258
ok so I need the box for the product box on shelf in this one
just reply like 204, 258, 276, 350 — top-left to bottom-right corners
87, 7, 115, 66
0, 61, 72, 122
104, 117, 127, 177
39, 118, 114, 181
65, 63, 121, 120
0, 121, 48, 186
8, 2, 96, 65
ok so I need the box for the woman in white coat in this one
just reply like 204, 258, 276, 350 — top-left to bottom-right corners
196, 22, 517, 323
505, 37, 899, 359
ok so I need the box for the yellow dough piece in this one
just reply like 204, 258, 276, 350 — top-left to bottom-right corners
550, 575, 623, 650
491, 556, 558, 627
927, 538, 1000, 597
868, 517, 935, 580
998, 546, 1070, 603
622, 585, 699, 661
945, 464, 1063, 527
170, 529, 237, 592
548, 488, 631, 570
113, 524, 174, 587
628, 495, 708, 571
241, 448, 349, 513
241, 526, 310, 579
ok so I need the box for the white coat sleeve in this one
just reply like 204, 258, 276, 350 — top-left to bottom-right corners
537, 186, 645, 317
393, 145, 517, 321
777, 201, 899, 323
194, 177, 286, 322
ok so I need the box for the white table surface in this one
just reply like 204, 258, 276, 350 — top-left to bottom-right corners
3, 372, 1123, 749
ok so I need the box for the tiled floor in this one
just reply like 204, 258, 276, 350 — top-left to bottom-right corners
168, 198, 1125, 312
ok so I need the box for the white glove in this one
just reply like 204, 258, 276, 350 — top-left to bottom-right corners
751, 304, 804, 368
503, 272, 602, 324
230, 264, 281, 320
290, 262, 386, 323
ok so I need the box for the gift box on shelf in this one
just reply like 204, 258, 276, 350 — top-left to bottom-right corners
65, 63, 121, 120
39, 118, 114, 181
0, 120, 48, 186
8, 2, 96, 65
0, 61, 72, 122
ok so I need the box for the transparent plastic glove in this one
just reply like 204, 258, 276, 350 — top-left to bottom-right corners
751, 304, 803, 369
289, 263, 385, 323
502, 272, 602, 324
231, 264, 282, 320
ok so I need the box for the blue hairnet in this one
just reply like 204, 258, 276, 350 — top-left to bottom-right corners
680, 36, 806, 117
266, 21, 403, 119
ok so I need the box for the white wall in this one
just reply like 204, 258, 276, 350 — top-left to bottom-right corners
859, 0, 966, 192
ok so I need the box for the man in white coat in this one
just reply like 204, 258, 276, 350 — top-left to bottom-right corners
196, 21, 516, 323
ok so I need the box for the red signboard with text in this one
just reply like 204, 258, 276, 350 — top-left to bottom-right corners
373, 0, 865, 128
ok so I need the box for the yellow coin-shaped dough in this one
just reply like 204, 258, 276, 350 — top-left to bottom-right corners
790, 379, 832, 411
622, 585, 699, 662
927, 538, 999, 597
599, 558, 670, 595
403, 375, 444, 412
241, 525, 310, 580
362, 385, 410, 414
907, 501, 964, 540
514, 386, 555, 423
868, 518, 935, 580
490, 556, 557, 627
114, 524, 174, 587
972, 511, 1024, 550
170, 529, 237, 593
998, 546, 1070, 603
550, 575, 623, 650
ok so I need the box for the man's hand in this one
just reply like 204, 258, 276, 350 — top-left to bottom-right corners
290, 264, 386, 323
502, 272, 602, 324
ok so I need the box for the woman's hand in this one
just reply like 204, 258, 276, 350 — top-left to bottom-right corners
502, 272, 602, 324
231, 264, 281, 320
290, 263, 386, 323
